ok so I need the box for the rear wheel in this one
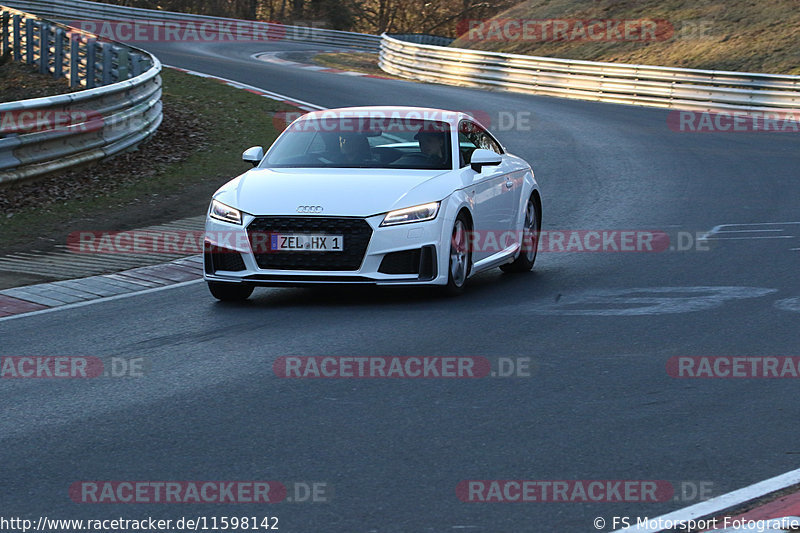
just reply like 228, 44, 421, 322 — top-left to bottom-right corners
443, 213, 472, 295
501, 195, 540, 273
207, 281, 254, 301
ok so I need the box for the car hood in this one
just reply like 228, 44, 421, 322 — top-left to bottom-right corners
213, 167, 451, 217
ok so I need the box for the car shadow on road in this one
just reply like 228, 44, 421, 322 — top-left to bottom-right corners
210, 268, 552, 310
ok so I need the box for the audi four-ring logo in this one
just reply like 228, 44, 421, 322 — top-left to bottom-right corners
296, 205, 323, 213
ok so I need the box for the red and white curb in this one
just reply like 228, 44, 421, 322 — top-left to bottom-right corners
707, 498, 800, 532
251, 50, 393, 79
166, 65, 325, 111
0, 256, 203, 320
614, 467, 800, 532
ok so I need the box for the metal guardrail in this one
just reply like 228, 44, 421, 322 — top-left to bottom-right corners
380, 34, 800, 113
1, 0, 382, 51
0, 5, 162, 184
387, 33, 454, 47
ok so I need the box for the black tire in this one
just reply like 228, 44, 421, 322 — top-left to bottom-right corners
207, 281, 254, 301
500, 195, 540, 273
442, 212, 472, 295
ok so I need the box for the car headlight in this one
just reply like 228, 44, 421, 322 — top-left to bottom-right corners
209, 199, 242, 225
380, 202, 440, 226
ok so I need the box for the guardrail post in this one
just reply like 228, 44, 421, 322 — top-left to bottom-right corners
86, 36, 96, 88
68, 33, 80, 87
53, 27, 64, 79
38, 21, 48, 74
12, 14, 20, 61
130, 51, 142, 77
116, 45, 129, 80
24, 17, 33, 64
100, 40, 112, 84
1, 11, 9, 59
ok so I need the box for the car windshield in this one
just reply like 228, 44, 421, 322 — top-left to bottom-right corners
262, 117, 453, 170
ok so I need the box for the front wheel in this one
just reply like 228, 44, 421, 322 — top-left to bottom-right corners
501, 195, 540, 273
443, 213, 472, 295
207, 281, 254, 301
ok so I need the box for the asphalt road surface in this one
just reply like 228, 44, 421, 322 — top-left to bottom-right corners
1, 39, 799, 532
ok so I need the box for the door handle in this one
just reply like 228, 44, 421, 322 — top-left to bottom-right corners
505, 181, 513, 189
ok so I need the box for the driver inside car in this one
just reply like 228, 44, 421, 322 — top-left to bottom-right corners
337, 133, 374, 165
415, 129, 448, 166
388, 124, 451, 169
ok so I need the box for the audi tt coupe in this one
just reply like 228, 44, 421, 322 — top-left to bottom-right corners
203, 106, 541, 301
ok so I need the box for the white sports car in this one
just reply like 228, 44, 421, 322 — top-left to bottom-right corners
203, 106, 541, 301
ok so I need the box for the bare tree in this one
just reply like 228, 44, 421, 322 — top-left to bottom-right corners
89, 0, 515, 35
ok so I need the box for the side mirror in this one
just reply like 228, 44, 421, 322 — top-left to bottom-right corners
242, 146, 264, 167
470, 148, 502, 173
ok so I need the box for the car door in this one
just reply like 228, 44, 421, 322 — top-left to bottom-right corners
474, 124, 520, 232
457, 120, 515, 262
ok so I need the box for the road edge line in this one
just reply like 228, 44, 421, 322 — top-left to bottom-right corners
614, 467, 800, 532
165, 64, 326, 111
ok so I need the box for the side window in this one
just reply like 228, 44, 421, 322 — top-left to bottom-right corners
458, 120, 503, 167
481, 132, 503, 155
458, 120, 479, 167
307, 133, 326, 154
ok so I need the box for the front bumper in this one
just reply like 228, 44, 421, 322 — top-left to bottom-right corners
203, 212, 450, 286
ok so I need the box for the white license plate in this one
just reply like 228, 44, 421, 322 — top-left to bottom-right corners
270, 234, 344, 252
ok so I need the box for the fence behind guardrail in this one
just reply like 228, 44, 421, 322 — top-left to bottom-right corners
0, 5, 162, 184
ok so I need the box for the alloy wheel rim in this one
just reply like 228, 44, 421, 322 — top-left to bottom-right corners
524, 201, 538, 262
450, 220, 468, 286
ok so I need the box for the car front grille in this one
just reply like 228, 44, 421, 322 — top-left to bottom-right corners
247, 216, 373, 271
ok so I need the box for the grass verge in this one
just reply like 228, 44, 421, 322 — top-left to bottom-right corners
311, 52, 397, 78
